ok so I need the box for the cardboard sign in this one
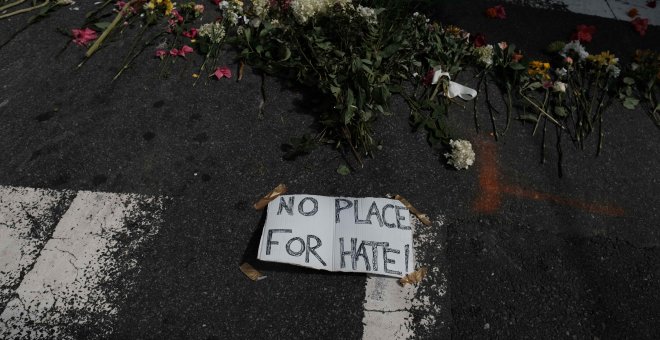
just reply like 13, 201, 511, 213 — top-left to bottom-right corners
257, 195, 414, 278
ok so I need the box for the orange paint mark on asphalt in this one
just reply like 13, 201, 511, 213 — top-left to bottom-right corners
473, 138, 501, 214
472, 138, 625, 217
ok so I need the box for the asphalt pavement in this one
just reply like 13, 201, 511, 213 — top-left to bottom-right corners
0, 0, 659, 339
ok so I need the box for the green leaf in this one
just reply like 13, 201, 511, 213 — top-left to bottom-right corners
623, 77, 635, 85
518, 114, 539, 123
337, 164, 351, 176
94, 22, 111, 30
623, 97, 639, 110
528, 82, 543, 90
545, 41, 565, 53
510, 62, 526, 71
554, 106, 568, 117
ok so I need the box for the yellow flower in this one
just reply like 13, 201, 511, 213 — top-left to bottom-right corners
528, 60, 551, 79
587, 51, 618, 67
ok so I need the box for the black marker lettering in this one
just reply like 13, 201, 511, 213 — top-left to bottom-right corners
306, 235, 326, 266
286, 237, 305, 256
364, 241, 388, 271
266, 229, 292, 255
366, 201, 384, 227
339, 237, 351, 269
354, 200, 371, 224
335, 198, 353, 223
383, 246, 402, 276
381, 204, 396, 228
404, 244, 410, 273
355, 241, 371, 271
395, 206, 411, 230
277, 196, 294, 215
298, 197, 318, 216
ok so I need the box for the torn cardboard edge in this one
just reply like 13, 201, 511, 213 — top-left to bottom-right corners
240, 263, 267, 281
399, 267, 428, 286
254, 183, 287, 210
394, 194, 432, 226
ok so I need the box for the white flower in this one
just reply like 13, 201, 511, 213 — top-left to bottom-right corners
552, 81, 567, 93
290, 0, 352, 24
198, 22, 226, 43
555, 67, 568, 78
252, 0, 269, 18
357, 5, 377, 25
607, 64, 621, 78
560, 40, 589, 61
445, 139, 475, 170
221, 0, 245, 26
474, 44, 494, 67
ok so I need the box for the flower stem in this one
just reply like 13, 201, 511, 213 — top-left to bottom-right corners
0, 0, 26, 12
84, 0, 137, 59
0, 0, 49, 20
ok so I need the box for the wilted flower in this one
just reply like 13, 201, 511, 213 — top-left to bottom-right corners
632, 17, 649, 36
445, 139, 475, 170
213, 66, 233, 79
472, 33, 486, 47
512, 52, 523, 62
155, 49, 167, 58
485, 5, 506, 19
560, 40, 589, 61
627, 8, 639, 17
71, 28, 97, 46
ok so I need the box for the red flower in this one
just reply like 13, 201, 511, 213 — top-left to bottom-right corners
178, 45, 194, 57
169, 48, 179, 56
183, 28, 198, 39
422, 69, 435, 86
212, 0, 222, 5
155, 49, 167, 58
213, 66, 232, 79
485, 5, 506, 19
71, 28, 98, 46
472, 33, 486, 47
571, 24, 596, 43
632, 17, 649, 36
647, 1, 656, 8
512, 52, 523, 62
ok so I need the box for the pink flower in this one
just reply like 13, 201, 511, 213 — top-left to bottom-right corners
169, 48, 179, 56
542, 81, 553, 89
632, 17, 649, 36
213, 66, 232, 79
155, 49, 167, 58
171, 10, 184, 23
498, 41, 508, 50
183, 28, 198, 39
178, 45, 194, 57
71, 28, 98, 46
564, 56, 573, 65
571, 24, 596, 43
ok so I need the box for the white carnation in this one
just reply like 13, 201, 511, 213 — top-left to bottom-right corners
474, 45, 494, 67
290, 0, 352, 24
445, 139, 475, 170
357, 5, 377, 24
560, 40, 589, 61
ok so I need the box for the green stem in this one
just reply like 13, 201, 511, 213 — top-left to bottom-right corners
84, 0, 136, 59
0, 0, 49, 20
0, 0, 26, 12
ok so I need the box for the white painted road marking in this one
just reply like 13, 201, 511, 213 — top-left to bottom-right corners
509, 0, 660, 25
0, 186, 164, 339
362, 216, 448, 339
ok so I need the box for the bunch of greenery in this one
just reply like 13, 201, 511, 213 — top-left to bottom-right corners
237, 0, 474, 164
